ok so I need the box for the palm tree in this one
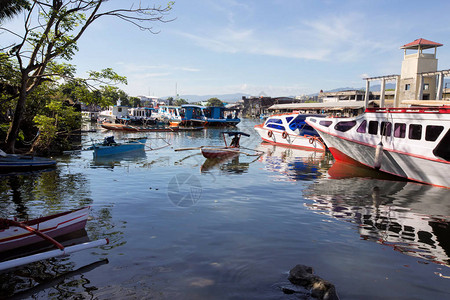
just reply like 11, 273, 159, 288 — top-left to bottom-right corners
0, 0, 29, 22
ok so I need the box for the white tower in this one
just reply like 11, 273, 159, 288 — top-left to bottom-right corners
399, 38, 443, 101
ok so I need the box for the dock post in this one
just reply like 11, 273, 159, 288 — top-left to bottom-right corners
364, 80, 370, 109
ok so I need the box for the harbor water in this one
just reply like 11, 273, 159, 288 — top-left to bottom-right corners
0, 119, 449, 299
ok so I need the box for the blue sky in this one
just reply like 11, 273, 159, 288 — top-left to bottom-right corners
5, 0, 450, 99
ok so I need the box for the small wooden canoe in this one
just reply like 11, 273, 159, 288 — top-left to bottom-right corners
100, 123, 130, 131
0, 207, 90, 253
201, 147, 240, 159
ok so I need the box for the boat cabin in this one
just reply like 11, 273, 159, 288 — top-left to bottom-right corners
128, 107, 153, 124
264, 113, 321, 136
98, 105, 129, 123
203, 106, 240, 126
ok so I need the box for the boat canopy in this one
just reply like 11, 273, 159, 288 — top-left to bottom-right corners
222, 131, 250, 137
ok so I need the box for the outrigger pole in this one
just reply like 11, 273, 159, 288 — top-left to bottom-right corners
0, 239, 109, 271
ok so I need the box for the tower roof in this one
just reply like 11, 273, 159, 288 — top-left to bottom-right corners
401, 38, 443, 50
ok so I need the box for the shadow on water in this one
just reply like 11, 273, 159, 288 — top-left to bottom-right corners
303, 160, 450, 267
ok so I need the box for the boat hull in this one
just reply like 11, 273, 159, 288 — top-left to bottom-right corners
318, 130, 449, 188
201, 147, 240, 159
93, 139, 146, 157
0, 207, 90, 253
306, 107, 450, 188
204, 119, 240, 127
100, 123, 130, 131
0, 155, 56, 172
254, 124, 325, 151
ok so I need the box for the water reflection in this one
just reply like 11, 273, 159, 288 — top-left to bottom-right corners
200, 155, 257, 174
0, 170, 92, 219
91, 150, 148, 169
0, 167, 120, 298
304, 161, 450, 267
256, 143, 331, 181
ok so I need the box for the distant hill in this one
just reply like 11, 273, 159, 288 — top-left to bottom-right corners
162, 83, 404, 103
163, 93, 251, 103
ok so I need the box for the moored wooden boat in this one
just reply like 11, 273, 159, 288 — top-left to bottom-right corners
201, 147, 240, 159
200, 132, 251, 159
0, 150, 56, 172
0, 207, 90, 253
0, 206, 108, 271
91, 136, 147, 157
123, 125, 179, 132
100, 123, 130, 131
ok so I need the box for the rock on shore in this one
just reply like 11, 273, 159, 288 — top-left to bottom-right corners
286, 264, 339, 300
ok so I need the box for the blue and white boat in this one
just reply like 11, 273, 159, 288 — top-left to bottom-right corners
91, 136, 147, 157
254, 113, 325, 151
180, 105, 207, 127
203, 106, 240, 127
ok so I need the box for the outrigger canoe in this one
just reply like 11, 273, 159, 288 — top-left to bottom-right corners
175, 132, 262, 159
0, 206, 108, 271
0, 150, 56, 172
201, 132, 250, 159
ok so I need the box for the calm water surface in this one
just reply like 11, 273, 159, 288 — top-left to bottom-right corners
0, 119, 449, 299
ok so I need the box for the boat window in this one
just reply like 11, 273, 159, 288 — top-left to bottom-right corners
425, 125, 444, 141
288, 115, 307, 131
394, 123, 406, 138
409, 124, 422, 140
368, 121, 378, 135
334, 121, 356, 132
319, 120, 333, 127
266, 118, 282, 124
381, 122, 392, 137
356, 120, 367, 133
266, 124, 285, 131
433, 129, 450, 161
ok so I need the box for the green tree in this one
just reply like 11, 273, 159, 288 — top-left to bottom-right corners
1, 0, 174, 153
174, 98, 188, 106
130, 97, 141, 107
206, 97, 224, 107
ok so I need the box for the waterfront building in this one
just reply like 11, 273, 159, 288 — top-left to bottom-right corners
269, 38, 450, 115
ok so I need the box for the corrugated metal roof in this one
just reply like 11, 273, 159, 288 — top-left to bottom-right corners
268, 101, 366, 110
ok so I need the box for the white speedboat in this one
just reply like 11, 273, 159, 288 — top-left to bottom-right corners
254, 113, 326, 151
305, 107, 450, 188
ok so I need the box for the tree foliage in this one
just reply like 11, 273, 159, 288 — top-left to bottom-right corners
0, 0, 30, 22
206, 97, 224, 107
0, 0, 174, 153
174, 98, 188, 106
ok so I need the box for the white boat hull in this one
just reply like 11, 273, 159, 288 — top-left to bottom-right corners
318, 130, 449, 188
306, 107, 450, 188
254, 125, 325, 151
